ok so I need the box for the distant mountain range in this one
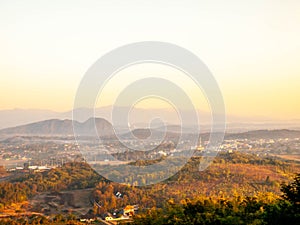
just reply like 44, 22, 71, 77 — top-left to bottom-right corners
0, 117, 300, 141
0, 118, 114, 137
0, 107, 300, 132
0, 107, 198, 129
225, 129, 300, 140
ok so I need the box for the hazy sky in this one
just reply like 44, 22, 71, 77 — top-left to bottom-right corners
0, 0, 299, 120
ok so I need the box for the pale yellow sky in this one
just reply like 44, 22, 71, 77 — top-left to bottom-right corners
0, 0, 300, 120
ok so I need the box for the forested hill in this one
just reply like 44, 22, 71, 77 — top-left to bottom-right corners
0, 152, 299, 224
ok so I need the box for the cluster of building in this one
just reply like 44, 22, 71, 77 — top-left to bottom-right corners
8, 162, 52, 172
220, 137, 300, 155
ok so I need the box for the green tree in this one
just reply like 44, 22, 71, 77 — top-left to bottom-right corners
281, 173, 300, 206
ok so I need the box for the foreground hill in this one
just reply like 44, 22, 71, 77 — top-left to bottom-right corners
0, 152, 299, 224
